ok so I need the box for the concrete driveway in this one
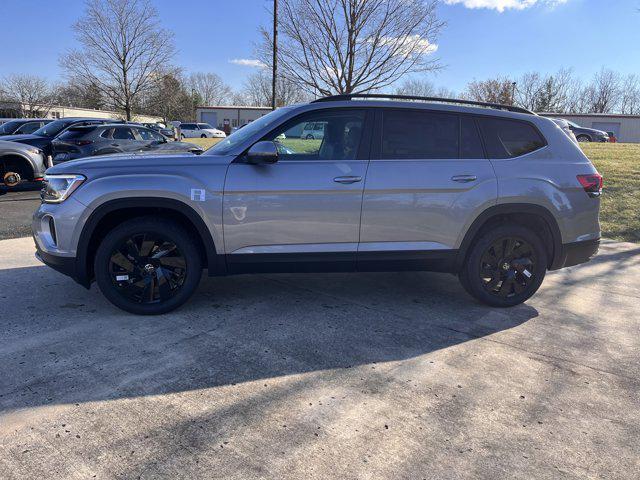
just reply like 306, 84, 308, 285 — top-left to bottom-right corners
0, 236, 638, 479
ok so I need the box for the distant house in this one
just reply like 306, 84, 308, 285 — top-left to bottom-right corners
196, 106, 272, 134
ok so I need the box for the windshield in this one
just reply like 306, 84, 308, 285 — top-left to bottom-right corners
207, 107, 294, 155
32, 119, 74, 137
0, 120, 22, 134
566, 120, 581, 128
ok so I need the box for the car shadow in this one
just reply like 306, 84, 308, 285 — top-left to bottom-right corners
0, 265, 538, 414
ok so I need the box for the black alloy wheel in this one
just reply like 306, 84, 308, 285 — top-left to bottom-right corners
459, 225, 547, 307
94, 217, 202, 315
108, 233, 187, 304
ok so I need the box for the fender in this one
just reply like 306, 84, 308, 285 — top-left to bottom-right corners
75, 197, 224, 287
0, 152, 37, 178
456, 203, 563, 271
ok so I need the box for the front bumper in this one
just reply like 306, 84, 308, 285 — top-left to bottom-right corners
35, 245, 76, 279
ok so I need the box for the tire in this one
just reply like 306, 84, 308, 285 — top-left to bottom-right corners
459, 225, 547, 308
200, 134, 206, 138
306, 134, 314, 140
94, 217, 202, 315
576, 135, 591, 142
181, 134, 186, 140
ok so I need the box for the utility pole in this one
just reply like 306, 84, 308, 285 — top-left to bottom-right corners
511, 81, 517, 106
271, 0, 278, 110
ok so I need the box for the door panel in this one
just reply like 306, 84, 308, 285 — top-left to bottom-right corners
223, 108, 371, 270
359, 110, 497, 253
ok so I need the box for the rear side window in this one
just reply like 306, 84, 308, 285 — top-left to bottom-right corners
460, 117, 484, 159
477, 117, 545, 159
382, 110, 459, 159
113, 127, 135, 140
57, 127, 95, 140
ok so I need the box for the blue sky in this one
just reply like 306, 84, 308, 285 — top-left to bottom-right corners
1, 0, 639, 93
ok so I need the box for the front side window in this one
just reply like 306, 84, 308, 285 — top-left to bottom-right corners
477, 117, 546, 159
264, 110, 366, 161
181, 123, 195, 130
136, 128, 163, 141
381, 110, 459, 159
198, 123, 213, 129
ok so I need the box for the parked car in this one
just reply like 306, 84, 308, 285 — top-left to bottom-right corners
0, 118, 53, 136
0, 139, 50, 186
301, 121, 326, 139
51, 124, 203, 163
34, 94, 601, 315
550, 118, 578, 145
563, 120, 609, 142
142, 122, 175, 138
179, 123, 226, 139
0, 117, 114, 157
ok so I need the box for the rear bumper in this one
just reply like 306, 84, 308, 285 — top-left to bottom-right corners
551, 238, 600, 270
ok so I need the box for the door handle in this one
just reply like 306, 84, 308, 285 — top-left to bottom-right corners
333, 176, 362, 184
451, 175, 477, 183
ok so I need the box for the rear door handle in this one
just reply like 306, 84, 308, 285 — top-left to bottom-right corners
451, 175, 477, 183
334, 176, 362, 184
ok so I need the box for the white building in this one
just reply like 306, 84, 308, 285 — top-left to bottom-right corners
196, 106, 272, 134
0, 102, 162, 123
540, 113, 640, 143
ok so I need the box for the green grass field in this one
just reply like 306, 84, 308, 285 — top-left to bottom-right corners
188, 137, 639, 242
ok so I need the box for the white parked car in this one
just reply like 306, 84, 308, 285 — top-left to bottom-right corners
301, 121, 326, 139
179, 123, 226, 139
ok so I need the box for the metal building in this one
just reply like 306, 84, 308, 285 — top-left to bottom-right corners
540, 113, 640, 143
196, 106, 272, 134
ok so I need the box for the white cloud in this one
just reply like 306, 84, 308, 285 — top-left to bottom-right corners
377, 35, 438, 58
229, 59, 267, 68
444, 0, 568, 12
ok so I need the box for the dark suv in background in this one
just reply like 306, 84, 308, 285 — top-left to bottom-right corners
51, 124, 204, 163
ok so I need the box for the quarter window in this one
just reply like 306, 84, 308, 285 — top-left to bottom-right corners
477, 117, 546, 159
381, 110, 459, 159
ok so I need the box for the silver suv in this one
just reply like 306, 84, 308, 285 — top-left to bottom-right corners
33, 95, 602, 315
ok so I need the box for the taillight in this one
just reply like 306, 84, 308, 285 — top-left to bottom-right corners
72, 140, 93, 146
577, 173, 603, 196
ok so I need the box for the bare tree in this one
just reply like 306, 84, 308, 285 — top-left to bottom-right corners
189, 72, 232, 106
60, 0, 175, 120
0, 74, 57, 117
259, 0, 444, 96
142, 70, 194, 122
55, 77, 105, 110
464, 77, 515, 105
242, 70, 311, 107
620, 74, 640, 114
394, 78, 455, 98
583, 68, 621, 113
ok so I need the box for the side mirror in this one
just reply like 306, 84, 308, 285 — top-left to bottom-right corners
246, 141, 278, 165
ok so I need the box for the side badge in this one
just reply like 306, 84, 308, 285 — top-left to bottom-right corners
191, 189, 206, 202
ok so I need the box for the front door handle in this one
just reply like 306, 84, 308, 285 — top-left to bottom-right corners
451, 175, 477, 183
334, 176, 362, 184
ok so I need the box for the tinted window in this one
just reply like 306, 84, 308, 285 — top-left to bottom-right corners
15, 122, 40, 134
382, 110, 459, 159
0, 120, 22, 134
477, 117, 546, 159
33, 120, 74, 137
136, 128, 163, 141
112, 127, 135, 140
461, 117, 485, 159
181, 123, 196, 130
198, 123, 213, 129
57, 127, 96, 140
265, 110, 365, 161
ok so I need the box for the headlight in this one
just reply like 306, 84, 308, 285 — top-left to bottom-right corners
41, 174, 85, 203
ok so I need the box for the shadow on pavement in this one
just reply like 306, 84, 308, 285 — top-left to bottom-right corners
0, 264, 538, 414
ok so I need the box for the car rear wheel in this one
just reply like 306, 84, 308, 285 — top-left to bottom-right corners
200, 134, 206, 138
94, 217, 202, 315
459, 225, 547, 307
576, 135, 591, 142
306, 134, 314, 139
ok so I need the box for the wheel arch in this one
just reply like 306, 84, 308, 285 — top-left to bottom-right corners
456, 203, 563, 272
75, 197, 224, 287
0, 153, 36, 181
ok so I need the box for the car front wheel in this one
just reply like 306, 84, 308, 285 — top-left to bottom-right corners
94, 217, 202, 315
459, 225, 547, 307
576, 135, 591, 142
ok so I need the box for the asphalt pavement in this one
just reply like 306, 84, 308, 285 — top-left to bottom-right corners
0, 236, 638, 479
0, 184, 41, 240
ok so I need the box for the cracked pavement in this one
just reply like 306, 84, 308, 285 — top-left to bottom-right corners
0, 237, 638, 479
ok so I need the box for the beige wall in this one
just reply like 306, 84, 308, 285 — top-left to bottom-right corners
541, 113, 640, 143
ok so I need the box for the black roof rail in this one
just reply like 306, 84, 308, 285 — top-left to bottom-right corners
311, 93, 536, 115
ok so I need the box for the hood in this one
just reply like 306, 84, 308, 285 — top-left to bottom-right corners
0, 134, 50, 148
46, 151, 228, 176
0, 139, 40, 153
